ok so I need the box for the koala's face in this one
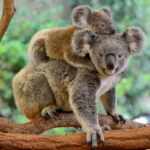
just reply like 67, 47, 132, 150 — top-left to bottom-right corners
89, 11, 116, 34
72, 5, 116, 34
72, 27, 144, 77
89, 35, 130, 76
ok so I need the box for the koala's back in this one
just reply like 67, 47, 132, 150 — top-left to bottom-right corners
28, 26, 76, 65
45, 26, 76, 59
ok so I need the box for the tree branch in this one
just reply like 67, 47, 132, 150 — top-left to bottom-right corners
0, 113, 145, 134
0, 0, 15, 40
0, 126, 150, 150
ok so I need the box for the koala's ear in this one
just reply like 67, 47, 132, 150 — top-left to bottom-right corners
71, 30, 97, 57
72, 5, 92, 28
122, 27, 145, 54
101, 7, 112, 18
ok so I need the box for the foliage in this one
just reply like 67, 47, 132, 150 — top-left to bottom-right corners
0, 0, 149, 125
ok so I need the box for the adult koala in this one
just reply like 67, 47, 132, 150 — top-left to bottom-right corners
13, 27, 144, 148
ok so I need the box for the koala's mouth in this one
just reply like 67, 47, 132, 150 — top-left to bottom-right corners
101, 67, 119, 76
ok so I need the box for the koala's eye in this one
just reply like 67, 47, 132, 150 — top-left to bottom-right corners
118, 54, 123, 58
101, 23, 105, 28
99, 53, 103, 57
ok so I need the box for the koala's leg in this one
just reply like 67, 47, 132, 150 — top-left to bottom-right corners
69, 69, 104, 148
100, 88, 126, 123
64, 52, 95, 70
13, 67, 57, 119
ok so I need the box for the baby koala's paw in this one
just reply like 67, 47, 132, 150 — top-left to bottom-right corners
41, 105, 58, 119
86, 124, 104, 148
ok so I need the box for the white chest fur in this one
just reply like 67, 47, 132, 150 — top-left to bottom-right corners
96, 75, 120, 97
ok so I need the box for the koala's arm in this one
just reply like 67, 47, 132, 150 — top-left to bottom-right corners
100, 88, 116, 115
64, 51, 95, 70
69, 69, 104, 147
100, 88, 125, 123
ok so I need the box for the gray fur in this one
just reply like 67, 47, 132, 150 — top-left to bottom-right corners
13, 26, 144, 147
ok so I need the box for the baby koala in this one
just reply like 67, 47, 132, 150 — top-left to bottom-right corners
28, 5, 116, 70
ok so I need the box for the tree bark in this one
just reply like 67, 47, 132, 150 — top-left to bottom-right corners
0, 113, 145, 134
0, 126, 150, 150
0, 0, 15, 40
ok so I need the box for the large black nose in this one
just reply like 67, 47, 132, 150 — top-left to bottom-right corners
106, 62, 114, 70
106, 54, 116, 70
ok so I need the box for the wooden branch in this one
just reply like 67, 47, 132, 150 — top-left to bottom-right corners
0, 126, 150, 150
0, 113, 146, 134
0, 0, 15, 40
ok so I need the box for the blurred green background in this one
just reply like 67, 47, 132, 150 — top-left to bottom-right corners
0, 0, 150, 135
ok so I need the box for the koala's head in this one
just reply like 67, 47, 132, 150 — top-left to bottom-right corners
72, 5, 116, 34
72, 27, 145, 76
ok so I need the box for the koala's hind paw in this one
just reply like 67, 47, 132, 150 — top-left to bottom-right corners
102, 124, 111, 131
41, 105, 58, 119
86, 125, 104, 148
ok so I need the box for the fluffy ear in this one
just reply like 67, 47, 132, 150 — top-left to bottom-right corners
122, 27, 145, 54
72, 5, 92, 28
101, 7, 112, 18
71, 30, 97, 57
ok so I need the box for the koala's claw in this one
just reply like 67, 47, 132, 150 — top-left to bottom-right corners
86, 126, 104, 148
102, 125, 111, 131
110, 114, 126, 124
41, 105, 58, 119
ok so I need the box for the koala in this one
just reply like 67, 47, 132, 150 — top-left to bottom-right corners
27, 5, 116, 70
12, 27, 144, 148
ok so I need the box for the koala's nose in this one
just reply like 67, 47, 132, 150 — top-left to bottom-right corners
105, 54, 116, 70
106, 62, 114, 70
90, 32, 98, 41
111, 28, 116, 34
110, 25, 116, 34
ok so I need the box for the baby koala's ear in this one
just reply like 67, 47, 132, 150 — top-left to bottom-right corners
122, 27, 145, 54
72, 5, 92, 28
101, 7, 112, 18
71, 30, 97, 57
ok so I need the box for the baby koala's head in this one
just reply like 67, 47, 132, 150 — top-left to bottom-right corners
72, 5, 116, 34
72, 27, 145, 76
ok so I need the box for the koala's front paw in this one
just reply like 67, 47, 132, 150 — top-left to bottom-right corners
109, 113, 126, 124
86, 125, 104, 148
41, 105, 58, 119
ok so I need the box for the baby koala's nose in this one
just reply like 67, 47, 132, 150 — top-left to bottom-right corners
111, 28, 116, 34
110, 25, 116, 34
